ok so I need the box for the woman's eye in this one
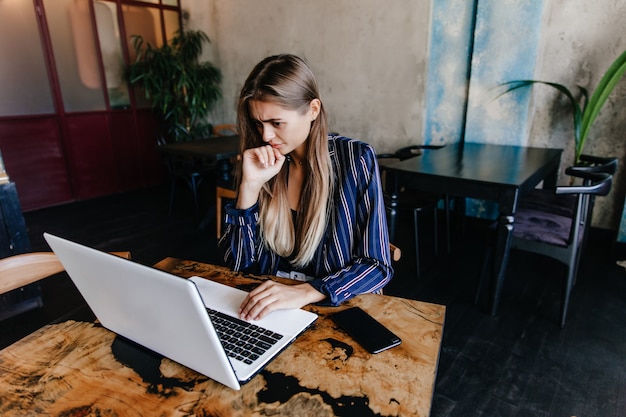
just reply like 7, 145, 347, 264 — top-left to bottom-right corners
272, 121, 282, 128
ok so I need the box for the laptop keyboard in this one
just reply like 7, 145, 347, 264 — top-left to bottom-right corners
207, 309, 284, 365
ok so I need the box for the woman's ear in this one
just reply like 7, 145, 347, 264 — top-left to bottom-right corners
310, 99, 321, 121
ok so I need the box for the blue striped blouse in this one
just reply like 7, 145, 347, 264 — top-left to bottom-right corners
218, 135, 393, 306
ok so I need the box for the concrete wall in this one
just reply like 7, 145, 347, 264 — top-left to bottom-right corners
529, 0, 626, 234
183, 0, 626, 233
183, 0, 431, 154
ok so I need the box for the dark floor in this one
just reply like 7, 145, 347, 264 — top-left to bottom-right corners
2, 182, 626, 417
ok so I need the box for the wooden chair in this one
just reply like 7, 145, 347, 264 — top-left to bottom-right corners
389, 243, 402, 262
216, 186, 237, 239
212, 124, 238, 136
0, 251, 131, 296
164, 153, 214, 217
477, 168, 613, 327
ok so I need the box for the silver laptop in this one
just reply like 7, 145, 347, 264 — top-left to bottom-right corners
43, 233, 317, 390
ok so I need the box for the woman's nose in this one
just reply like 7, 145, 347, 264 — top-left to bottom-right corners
262, 126, 275, 142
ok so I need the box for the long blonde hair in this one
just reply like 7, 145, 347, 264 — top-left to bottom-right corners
237, 54, 334, 267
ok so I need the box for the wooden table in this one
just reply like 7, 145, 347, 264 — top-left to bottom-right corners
0, 259, 445, 417
385, 142, 562, 315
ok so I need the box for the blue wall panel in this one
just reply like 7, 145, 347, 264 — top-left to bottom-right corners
424, 0, 476, 146
464, 0, 545, 146
462, 0, 545, 218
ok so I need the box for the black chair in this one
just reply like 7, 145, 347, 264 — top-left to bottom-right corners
518, 154, 618, 277
477, 167, 613, 327
519, 154, 617, 215
378, 144, 448, 278
164, 153, 215, 217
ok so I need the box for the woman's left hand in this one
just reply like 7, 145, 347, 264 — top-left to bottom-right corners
239, 280, 325, 320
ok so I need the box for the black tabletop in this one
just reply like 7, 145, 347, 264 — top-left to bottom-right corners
388, 142, 561, 186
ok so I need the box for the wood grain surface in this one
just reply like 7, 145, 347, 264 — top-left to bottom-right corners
0, 258, 445, 417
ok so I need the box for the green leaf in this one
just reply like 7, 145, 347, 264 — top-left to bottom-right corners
495, 49, 626, 163
496, 80, 583, 149
126, 29, 222, 142
577, 49, 626, 160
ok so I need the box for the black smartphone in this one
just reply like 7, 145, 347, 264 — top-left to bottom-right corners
331, 307, 402, 354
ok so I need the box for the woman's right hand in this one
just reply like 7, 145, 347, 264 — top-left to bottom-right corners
236, 145, 286, 209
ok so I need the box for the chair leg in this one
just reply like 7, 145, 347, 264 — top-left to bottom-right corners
432, 206, 439, 257
446, 196, 466, 254
572, 239, 586, 286
489, 219, 514, 316
412, 204, 440, 279
216, 195, 223, 239
169, 179, 177, 216
475, 245, 492, 305
413, 208, 421, 279
443, 195, 451, 253
190, 173, 202, 217
560, 265, 576, 328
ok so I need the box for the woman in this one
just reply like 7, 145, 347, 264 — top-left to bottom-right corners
219, 54, 392, 320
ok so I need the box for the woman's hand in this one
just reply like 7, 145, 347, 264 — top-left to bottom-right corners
239, 280, 326, 320
236, 145, 286, 209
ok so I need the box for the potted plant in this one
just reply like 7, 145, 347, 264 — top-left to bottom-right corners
495, 49, 626, 163
127, 29, 222, 143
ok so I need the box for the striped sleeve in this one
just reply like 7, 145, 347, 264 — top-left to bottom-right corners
308, 137, 393, 305
218, 202, 275, 274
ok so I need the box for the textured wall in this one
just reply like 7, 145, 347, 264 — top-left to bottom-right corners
184, 0, 431, 154
460, 0, 626, 232
183, 0, 626, 233
528, 0, 626, 231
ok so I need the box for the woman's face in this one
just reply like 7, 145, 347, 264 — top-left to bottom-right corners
249, 99, 320, 156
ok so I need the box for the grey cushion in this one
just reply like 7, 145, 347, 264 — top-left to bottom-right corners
513, 208, 572, 247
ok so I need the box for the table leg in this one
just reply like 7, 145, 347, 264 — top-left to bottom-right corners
385, 172, 399, 242
543, 165, 559, 189
386, 192, 398, 242
489, 214, 514, 316
216, 159, 233, 183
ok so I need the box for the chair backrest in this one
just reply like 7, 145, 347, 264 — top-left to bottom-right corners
212, 124, 237, 137
0, 252, 63, 295
569, 155, 618, 218
394, 144, 446, 161
377, 144, 447, 188
557, 168, 612, 197
0, 251, 131, 296
575, 154, 618, 175
556, 169, 612, 245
